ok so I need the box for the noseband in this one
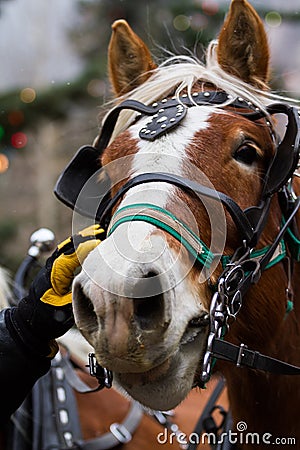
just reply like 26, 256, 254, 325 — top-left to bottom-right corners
54, 91, 300, 386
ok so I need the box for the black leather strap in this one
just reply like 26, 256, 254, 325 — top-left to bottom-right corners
95, 92, 260, 151
213, 339, 300, 375
100, 172, 255, 245
31, 351, 83, 450
187, 378, 226, 450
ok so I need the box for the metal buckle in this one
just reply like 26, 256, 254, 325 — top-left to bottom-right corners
236, 343, 248, 367
110, 423, 132, 444
88, 353, 113, 388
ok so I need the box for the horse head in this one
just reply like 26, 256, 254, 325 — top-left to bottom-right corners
71, 0, 300, 429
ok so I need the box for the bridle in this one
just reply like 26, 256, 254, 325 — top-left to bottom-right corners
54, 90, 300, 388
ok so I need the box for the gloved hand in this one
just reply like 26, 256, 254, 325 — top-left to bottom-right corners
5, 225, 105, 357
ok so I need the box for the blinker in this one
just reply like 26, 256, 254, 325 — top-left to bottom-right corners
54, 145, 111, 221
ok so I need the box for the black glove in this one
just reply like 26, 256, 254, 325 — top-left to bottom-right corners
5, 225, 105, 358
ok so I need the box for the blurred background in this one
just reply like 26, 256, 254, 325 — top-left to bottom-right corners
0, 0, 299, 271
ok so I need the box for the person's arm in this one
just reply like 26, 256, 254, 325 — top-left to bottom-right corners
0, 225, 104, 425
0, 308, 51, 423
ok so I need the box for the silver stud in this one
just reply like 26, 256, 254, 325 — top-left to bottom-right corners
161, 124, 167, 128
176, 112, 182, 117
157, 116, 168, 123
203, 92, 210, 97
152, 102, 158, 107
153, 114, 158, 118
57, 387, 66, 402
238, 97, 244, 102
161, 99, 168, 103
145, 130, 151, 134
255, 107, 260, 111
170, 118, 176, 123
182, 94, 188, 98
56, 368, 64, 380
151, 131, 156, 135
158, 108, 165, 113
59, 410, 69, 425
192, 92, 199, 97
140, 128, 147, 133
247, 101, 252, 106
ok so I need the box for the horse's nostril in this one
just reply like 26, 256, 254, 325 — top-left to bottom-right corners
73, 284, 98, 333
132, 271, 166, 330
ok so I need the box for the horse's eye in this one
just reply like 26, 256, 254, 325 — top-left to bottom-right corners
233, 144, 258, 165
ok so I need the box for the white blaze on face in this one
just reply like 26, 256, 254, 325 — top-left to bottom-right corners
109, 106, 213, 272
118, 105, 212, 203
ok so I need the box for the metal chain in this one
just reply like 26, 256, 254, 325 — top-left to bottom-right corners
201, 264, 246, 383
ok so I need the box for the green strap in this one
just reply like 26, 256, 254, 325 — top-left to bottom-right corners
108, 203, 287, 272
221, 240, 286, 270
108, 203, 215, 268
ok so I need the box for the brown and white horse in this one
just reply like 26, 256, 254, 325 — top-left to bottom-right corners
72, 0, 300, 446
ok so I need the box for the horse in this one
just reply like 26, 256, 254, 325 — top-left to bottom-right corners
59, 0, 300, 447
0, 251, 229, 449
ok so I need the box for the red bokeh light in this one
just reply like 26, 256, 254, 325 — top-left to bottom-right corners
11, 132, 28, 149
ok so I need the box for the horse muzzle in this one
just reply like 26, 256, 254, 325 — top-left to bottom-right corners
72, 234, 179, 373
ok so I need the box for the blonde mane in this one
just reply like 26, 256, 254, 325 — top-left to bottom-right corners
0, 267, 11, 310
106, 40, 299, 142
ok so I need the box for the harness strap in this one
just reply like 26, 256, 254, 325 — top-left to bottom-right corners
101, 172, 256, 246
30, 351, 83, 450
237, 197, 300, 300
187, 378, 226, 450
212, 339, 300, 375
73, 402, 143, 450
60, 351, 111, 393
108, 202, 287, 271
108, 203, 214, 268
95, 93, 266, 152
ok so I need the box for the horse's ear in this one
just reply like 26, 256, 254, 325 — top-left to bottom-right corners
108, 20, 157, 96
217, 0, 270, 88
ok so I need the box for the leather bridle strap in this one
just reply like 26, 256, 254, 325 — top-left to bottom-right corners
237, 196, 300, 299
100, 172, 256, 246
108, 203, 215, 268
74, 402, 143, 450
94, 93, 268, 152
212, 339, 300, 375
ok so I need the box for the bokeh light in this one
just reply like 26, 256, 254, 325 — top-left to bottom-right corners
0, 154, 9, 173
87, 79, 106, 98
190, 13, 208, 31
173, 15, 191, 32
20, 87, 36, 103
11, 132, 27, 149
8, 110, 24, 127
265, 11, 282, 28
202, 0, 219, 16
